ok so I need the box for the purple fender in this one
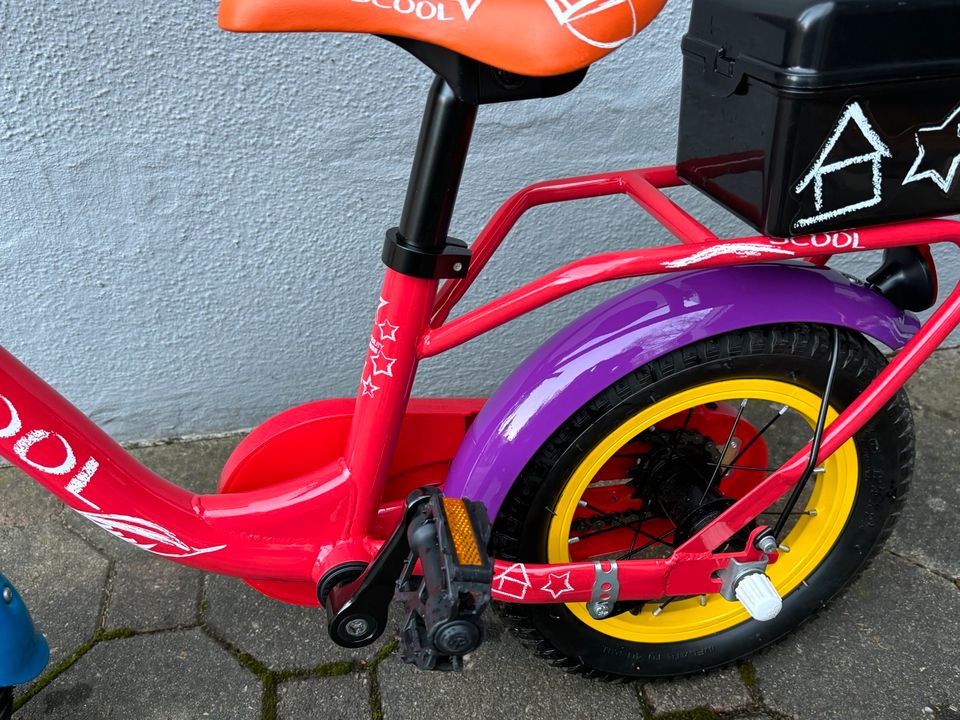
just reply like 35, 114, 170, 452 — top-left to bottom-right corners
443, 263, 920, 520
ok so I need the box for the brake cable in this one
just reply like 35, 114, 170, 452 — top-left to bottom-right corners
771, 326, 841, 540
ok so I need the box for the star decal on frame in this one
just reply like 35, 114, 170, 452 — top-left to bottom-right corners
370, 349, 397, 378
540, 571, 575, 599
360, 376, 380, 398
377, 319, 399, 342
902, 105, 960, 194
377, 297, 389, 311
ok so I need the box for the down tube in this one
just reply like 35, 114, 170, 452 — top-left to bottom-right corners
0, 346, 320, 577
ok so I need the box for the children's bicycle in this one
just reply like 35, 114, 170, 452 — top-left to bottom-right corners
4, 0, 960, 709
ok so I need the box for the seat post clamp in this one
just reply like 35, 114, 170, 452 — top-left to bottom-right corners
382, 228, 471, 280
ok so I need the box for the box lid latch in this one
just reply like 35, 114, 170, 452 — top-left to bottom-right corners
714, 48, 735, 78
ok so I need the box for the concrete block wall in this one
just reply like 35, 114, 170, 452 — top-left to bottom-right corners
1, 0, 957, 441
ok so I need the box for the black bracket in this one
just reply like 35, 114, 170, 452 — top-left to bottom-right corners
321, 488, 436, 648
382, 228, 471, 280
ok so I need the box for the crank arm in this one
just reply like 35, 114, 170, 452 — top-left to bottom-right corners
322, 486, 494, 672
321, 487, 434, 647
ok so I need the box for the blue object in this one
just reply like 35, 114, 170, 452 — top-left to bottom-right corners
0, 572, 49, 686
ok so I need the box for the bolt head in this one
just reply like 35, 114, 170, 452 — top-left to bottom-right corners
589, 600, 613, 619
452, 262, 464, 273
2, 586, 12, 603
344, 617, 371, 638
757, 535, 779, 555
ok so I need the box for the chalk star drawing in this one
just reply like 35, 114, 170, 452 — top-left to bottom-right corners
793, 102, 892, 230
541, 571, 575, 599
493, 562, 532, 600
370, 349, 397, 378
378, 297, 389, 312
78, 511, 226, 558
360, 376, 380, 398
902, 105, 960, 194
543, 0, 637, 49
377, 319, 399, 342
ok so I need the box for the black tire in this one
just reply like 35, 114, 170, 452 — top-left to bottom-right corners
1, 686, 12, 720
492, 323, 914, 679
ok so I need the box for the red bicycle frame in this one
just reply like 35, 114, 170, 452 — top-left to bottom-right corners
1, 162, 959, 606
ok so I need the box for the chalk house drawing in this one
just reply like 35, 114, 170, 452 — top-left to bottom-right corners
493, 562, 532, 600
902, 104, 960, 194
793, 102, 892, 230
543, 0, 637, 49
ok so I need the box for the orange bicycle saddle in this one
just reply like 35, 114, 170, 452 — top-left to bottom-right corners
218, 0, 667, 77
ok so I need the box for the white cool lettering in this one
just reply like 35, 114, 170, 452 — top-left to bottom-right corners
14, 429, 76, 476
772, 232, 863, 250
0, 394, 22, 438
351, 0, 463, 22
0, 394, 101, 509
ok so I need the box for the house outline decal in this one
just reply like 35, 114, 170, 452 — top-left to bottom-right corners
543, 0, 638, 49
794, 102, 892, 230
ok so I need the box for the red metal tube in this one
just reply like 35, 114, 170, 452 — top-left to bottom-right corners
423, 220, 960, 357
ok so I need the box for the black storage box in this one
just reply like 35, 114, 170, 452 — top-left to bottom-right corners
676, 0, 960, 238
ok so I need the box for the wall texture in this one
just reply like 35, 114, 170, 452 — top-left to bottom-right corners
1, 0, 957, 441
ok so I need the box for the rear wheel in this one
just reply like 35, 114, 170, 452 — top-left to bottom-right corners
492, 324, 914, 678
1, 686, 12, 720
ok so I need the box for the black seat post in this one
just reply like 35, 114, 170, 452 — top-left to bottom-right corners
399, 76, 477, 253
382, 76, 477, 279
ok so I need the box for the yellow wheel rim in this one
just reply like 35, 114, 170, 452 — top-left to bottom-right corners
547, 379, 859, 644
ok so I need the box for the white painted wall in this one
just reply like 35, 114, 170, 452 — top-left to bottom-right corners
1, 0, 957, 441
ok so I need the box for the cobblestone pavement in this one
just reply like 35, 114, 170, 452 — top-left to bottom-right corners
2, 350, 958, 720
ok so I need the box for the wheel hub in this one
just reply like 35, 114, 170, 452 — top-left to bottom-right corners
630, 429, 738, 546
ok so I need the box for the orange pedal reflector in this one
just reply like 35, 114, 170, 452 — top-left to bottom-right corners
442, 497, 483, 566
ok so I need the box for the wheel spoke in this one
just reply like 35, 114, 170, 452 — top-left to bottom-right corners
757, 510, 817, 517
726, 404, 790, 470
669, 408, 696, 449
615, 526, 677, 559
700, 398, 748, 503
708, 462, 780, 473
577, 500, 676, 549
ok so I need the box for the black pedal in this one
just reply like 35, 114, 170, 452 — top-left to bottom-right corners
396, 489, 493, 672
320, 486, 493, 673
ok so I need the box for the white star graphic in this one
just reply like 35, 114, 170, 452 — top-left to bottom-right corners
360, 376, 380, 398
370, 350, 397, 378
902, 105, 960, 193
541, 571, 575, 599
378, 297, 389, 311
377, 319, 399, 342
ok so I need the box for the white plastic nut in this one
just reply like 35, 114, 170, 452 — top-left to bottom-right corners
735, 572, 783, 622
